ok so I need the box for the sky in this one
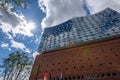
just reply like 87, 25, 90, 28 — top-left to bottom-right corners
0, 0, 120, 66
0, 0, 120, 79
0, 0, 44, 65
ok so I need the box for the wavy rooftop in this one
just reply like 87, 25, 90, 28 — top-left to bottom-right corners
38, 8, 120, 52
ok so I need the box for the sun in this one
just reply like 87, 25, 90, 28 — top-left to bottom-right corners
18, 21, 36, 36
23, 21, 36, 33
27, 22, 35, 30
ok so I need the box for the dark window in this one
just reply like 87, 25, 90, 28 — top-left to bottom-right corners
107, 73, 111, 77
58, 62, 61, 64
58, 68, 61, 71
110, 48, 113, 51
77, 76, 80, 79
65, 77, 67, 80
66, 68, 68, 70
69, 77, 71, 80
73, 76, 75, 79
81, 66, 84, 68
112, 73, 116, 77
81, 75, 84, 79
100, 64, 102, 66
109, 62, 112, 65
65, 62, 67, 64
101, 74, 105, 78
112, 29, 115, 31
73, 67, 76, 69
80, 59, 82, 62
96, 57, 98, 59
52, 70, 54, 72
102, 50, 104, 52
105, 56, 108, 58
91, 74, 95, 79
96, 74, 101, 78
90, 64, 93, 67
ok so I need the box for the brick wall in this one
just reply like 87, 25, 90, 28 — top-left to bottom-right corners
30, 38, 120, 80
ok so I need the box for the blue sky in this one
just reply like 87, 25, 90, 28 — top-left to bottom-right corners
0, 0, 120, 66
0, 0, 45, 65
0, 0, 120, 79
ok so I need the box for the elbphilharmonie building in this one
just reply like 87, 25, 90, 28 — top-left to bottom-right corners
30, 8, 120, 80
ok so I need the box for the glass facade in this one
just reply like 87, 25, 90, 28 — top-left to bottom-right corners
38, 8, 120, 52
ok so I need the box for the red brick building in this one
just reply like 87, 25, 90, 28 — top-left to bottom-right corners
30, 8, 120, 80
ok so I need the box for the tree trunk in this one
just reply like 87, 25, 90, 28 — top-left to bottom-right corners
15, 66, 24, 80
21, 70, 30, 80
3, 70, 7, 80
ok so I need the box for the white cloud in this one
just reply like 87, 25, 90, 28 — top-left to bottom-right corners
0, 2, 35, 53
25, 48, 31, 53
1, 42, 9, 48
38, 0, 120, 29
0, 42, 11, 51
6, 33, 13, 40
8, 48, 11, 51
33, 52, 39, 59
87, 0, 120, 14
10, 39, 31, 53
34, 36, 41, 44
0, 2, 36, 37
10, 40, 26, 50
38, 0, 87, 29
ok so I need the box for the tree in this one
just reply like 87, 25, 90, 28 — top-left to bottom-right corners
0, 0, 30, 13
2, 51, 33, 80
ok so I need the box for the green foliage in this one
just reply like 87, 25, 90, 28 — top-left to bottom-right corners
6, 0, 29, 8
2, 51, 33, 80
0, 0, 30, 13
